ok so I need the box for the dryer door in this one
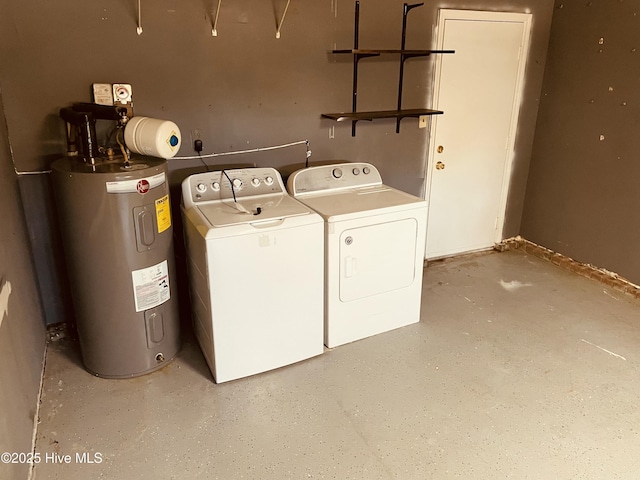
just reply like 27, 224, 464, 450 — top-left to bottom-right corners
339, 218, 418, 302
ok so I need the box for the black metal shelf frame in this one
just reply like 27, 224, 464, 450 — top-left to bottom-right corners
321, 1, 454, 136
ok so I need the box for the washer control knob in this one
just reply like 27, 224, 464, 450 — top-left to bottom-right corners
232, 178, 243, 189
251, 178, 261, 187
363, 166, 371, 175
264, 176, 274, 186
332, 168, 343, 179
352, 168, 360, 175
196, 183, 207, 193
211, 181, 220, 191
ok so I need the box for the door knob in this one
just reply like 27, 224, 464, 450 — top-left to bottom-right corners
437, 145, 444, 153
436, 161, 445, 170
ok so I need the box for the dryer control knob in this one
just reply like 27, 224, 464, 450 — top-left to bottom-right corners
264, 176, 274, 186
211, 182, 220, 191
332, 168, 343, 179
352, 168, 360, 175
232, 178, 243, 189
251, 178, 261, 187
363, 166, 371, 175
196, 183, 207, 193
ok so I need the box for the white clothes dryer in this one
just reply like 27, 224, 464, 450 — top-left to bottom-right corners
181, 167, 324, 383
287, 162, 427, 348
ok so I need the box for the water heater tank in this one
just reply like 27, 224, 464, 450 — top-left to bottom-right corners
52, 156, 180, 378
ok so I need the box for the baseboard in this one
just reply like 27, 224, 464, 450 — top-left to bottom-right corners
498, 236, 640, 300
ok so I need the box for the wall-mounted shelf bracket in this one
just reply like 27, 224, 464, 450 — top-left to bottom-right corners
275, 0, 292, 39
321, 1, 454, 136
349, 50, 380, 135
212, 0, 222, 36
396, 2, 424, 132
136, 0, 143, 35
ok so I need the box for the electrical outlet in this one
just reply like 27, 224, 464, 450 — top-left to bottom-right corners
93, 83, 114, 105
191, 129, 203, 153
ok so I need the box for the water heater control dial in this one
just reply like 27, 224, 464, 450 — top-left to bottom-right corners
196, 183, 207, 193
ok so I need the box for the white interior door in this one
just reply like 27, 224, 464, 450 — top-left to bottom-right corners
424, 10, 531, 259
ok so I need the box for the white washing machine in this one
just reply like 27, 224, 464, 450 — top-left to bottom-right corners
287, 162, 427, 348
181, 167, 324, 383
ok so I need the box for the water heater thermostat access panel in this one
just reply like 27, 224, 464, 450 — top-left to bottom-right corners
183, 168, 285, 208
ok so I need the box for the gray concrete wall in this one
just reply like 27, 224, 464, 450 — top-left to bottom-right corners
521, 0, 640, 285
0, 90, 47, 479
0, 0, 554, 325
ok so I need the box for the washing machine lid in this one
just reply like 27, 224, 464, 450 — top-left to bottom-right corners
295, 186, 426, 222
196, 194, 314, 227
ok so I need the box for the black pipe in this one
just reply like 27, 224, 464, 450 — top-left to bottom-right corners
60, 108, 98, 164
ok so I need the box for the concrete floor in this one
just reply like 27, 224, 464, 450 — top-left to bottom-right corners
33, 249, 640, 479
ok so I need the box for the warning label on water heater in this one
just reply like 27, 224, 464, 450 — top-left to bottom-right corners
131, 260, 170, 312
155, 195, 171, 233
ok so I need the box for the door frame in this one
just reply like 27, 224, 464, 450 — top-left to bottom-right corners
423, 9, 532, 258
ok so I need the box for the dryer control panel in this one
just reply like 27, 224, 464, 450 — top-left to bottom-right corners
287, 162, 382, 196
182, 168, 286, 209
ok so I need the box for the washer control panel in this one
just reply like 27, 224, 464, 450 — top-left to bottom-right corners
287, 162, 382, 196
182, 168, 285, 208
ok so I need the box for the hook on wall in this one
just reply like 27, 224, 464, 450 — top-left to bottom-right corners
212, 0, 222, 36
275, 0, 292, 39
136, 0, 143, 35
